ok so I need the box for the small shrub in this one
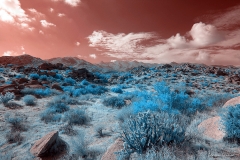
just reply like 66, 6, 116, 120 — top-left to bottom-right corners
64, 108, 89, 125
60, 124, 77, 136
0, 92, 15, 104
111, 87, 123, 94
94, 125, 104, 138
39, 75, 48, 81
23, 95, 36, 106
40, 108, 63, 123
64, 77, 76, 85
47, 101, 70, 113
6, 131, 23, 144
4, 113, 26, 131
103, 96, 125, 109
29, 73, 39, 80
81, 79, 89, 85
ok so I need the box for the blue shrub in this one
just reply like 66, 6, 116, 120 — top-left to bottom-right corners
23, 95, 36, 106
0, 68, 4, 72
29, 73, 39, 80
47, 102, 70, 113
111, 86, 123, 94
39, 75, 48, 81
121, 111, 187, 154
221, 104, 240, 142
0, 92, 15, 104
54, 73, 63, 80
85, 84, 108, 95
63, 108, 89, 125
40, 108, 62, 123
81, 79, 89, 85
64, 77, 76, 85
34, 88, 52, 97
103, 96, 125, 108
15, 74, 24, 79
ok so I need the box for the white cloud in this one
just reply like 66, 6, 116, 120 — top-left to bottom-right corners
88, 21, 239, 66
3, 50, 21, 56
89, 54, 97, 59
75, 42, 80, 46
28, 8, 44, 17
0, 0, 30, 25
88, 30, 156, 57
64, 0, 81, 7
52, 0, 81, 7
49, 8, 54, 12
39, 30, 44, 34
40, 20, 56, 28
58, 13, 65, 17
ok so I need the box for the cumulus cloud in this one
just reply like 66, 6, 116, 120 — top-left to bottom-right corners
89, 54, 97, 59
40, 20, 56, 28
88, 30, 156, 58
88, 21, 239, 65
0, 0, 30, 24
2, 50, 21, 56
58, 13, 65, 17
52, 0, 81, 7
75, 42, 80, 46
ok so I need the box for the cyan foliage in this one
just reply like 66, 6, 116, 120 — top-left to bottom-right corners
39, 75, 48, 81
103, 96, 125, 108
221, 104, 240, 141
121, 110, 187, 154
29, 73, 39, 80
111, 86, 123, 94
63, 108, 89, 125
64, 77, 76, 85
0, 92, 15, 104
23, 95, 36, 106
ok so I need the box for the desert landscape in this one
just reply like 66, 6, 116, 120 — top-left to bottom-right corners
0, 55, 240, 159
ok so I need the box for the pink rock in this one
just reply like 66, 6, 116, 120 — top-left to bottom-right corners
101, 138, 124, 160
30, 131, 59, 157
223, 96, 240, 108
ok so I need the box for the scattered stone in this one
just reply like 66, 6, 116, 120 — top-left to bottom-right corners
30, 131, 59, 157
101, 138, 124, 160
51, 83, 63, 91
198, 116, 225, 141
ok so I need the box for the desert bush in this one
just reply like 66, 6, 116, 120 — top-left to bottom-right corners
29, 73, 39, 80
21, 88, 60, 97
94, 125, 104, 138
111, 86, 123, 94
54, 73, 63, 80
63, 108, 89, 125
103, 96, 125, 109
0, 92, 15, 104
120, 110, 187, 154
39, 75, 48, 81
23, 95, 36, 106
4, 113, 26, 131
81, 79, 89, 85
72, 84, 108, 97
47, 101, 70, 113
53, 94, 79, 105
59, 124, 77, 136
40, 108, 63, 123
221, 104, 240, 143
116, 106, 133, 123
71, 131, 102, 159
6, 131, 23, 144
64, 77, 76, 85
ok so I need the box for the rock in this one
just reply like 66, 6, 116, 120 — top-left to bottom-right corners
223, 96, 240, 108
16, 78, 29, 84
101, 138, 124, 160
198, 116, 225, 141
69, 68, 95, 81
28, 80, 40, 85
0, 84, 17, 92
215, 69, 228, 76
51, 83, 63, 91
30, 131, 59, 157
47, 71, 56, 77
25, 84, 45, 89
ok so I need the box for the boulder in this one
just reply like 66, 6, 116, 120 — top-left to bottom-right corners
0, 84, 17, 92
25, 84, 45, 89
28, 80, 40, 85
16, 78, 29, 84
223, 96, 240, 108
69, 68, 95, 81
198, 116, 225, 141
30, 131, 59, 157
51, 83, 63, 91
101, 138, 124, 160
47, 71, 56, 77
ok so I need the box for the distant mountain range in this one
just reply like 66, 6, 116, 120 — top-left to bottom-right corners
0, 54, 160, 72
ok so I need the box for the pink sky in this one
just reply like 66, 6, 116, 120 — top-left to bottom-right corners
0, 0, 240, 65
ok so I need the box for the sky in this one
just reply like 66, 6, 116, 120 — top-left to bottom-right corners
0, 0, 240, 65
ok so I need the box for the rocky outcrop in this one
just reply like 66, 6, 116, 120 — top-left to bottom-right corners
222, 96, 240, 108
30, 131, 59, 157
101, 138, 124, 160
69, 68, 95, 81
51, 83, 63, 91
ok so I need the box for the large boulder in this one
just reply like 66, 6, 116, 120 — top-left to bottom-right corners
30, 131, 59, 157
51, 83, 63, 91
223, 96, 240, 108
101, 138, 124, 160
198, 116, 225, 141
